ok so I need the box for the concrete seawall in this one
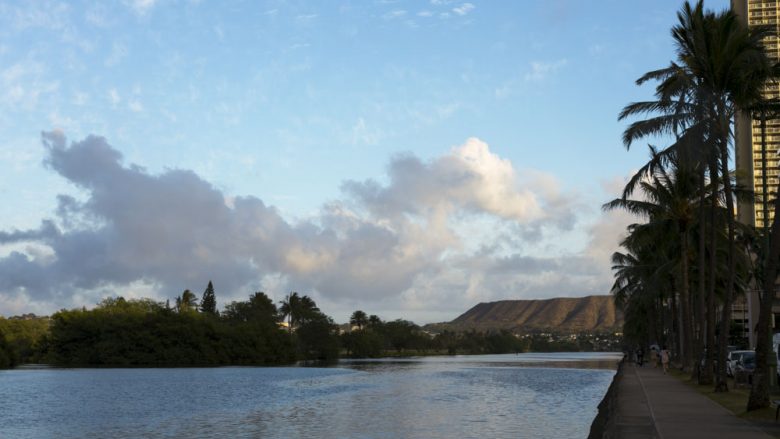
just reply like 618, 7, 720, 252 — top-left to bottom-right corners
588, 359, 624, 439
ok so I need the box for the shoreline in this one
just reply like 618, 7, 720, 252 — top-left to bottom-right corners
7, 351, 623, 370
588, 359, 624, 438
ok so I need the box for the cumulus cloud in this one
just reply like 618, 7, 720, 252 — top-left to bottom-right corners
0, 133, 616, 322
343, 138, 577, 227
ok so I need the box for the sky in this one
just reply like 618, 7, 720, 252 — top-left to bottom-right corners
0, 0, 730, 323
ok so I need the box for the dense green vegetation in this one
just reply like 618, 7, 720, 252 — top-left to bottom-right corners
0, 331, 14, 368
0, 287, 619, 368
44, 288, 344, 366
610, 0, 780, 411
0, 315, 50, 366
341, 313, 621, 357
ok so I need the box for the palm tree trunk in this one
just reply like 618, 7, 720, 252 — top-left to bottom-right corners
715, 128, 735, 393
747, 175, 780, 410
671, 289, 680, 362
658, 295, 665, 347
680, 228, 694, 372
703, 157, 719, 385
695, 145, 709, 383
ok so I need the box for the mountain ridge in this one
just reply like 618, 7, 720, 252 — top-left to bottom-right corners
427, 295, 622, 333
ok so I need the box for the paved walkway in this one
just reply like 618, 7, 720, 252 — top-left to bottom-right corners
613, 363, 773, 439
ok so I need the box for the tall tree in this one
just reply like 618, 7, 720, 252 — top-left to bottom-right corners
671, 1, 774, 391
618, 0, 775, 392
350, 310, 369, 330
224, 291, 278, 323
278, 292, 320, 332
606, 151, 700, 372
175, 289, 198, 313
279, 292, 300, 333
748, 100, 780, 410
200, 281, 218, 316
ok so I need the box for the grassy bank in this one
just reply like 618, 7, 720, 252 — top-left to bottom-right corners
668, 369, 780, 437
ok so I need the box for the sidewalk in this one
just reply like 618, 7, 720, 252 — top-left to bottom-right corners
612, 363, 773, 439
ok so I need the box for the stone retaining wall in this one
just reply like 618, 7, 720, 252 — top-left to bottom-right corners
588, 359, 624, 439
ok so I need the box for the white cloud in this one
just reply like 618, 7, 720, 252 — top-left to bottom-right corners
0, 134, 612, 323
72, 91, 88, 106
126, 0, 158, 15
128, 100, 144, 113
85, 5, 111, 27
453, 3, 475, 16
288, 43, 311, 50
589, 44, 605, 56
384, 10, 407, 20
105, 42, 128, 67
524, 59, 568, 82
350, 117, 381, 146
8, 2, 70, 31
213, 25, 225, 41
108, 88, 121, 106
48, 111, 76, 131
0, 60, 59, 111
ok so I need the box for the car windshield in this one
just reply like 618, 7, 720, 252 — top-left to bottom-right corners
743, 356, 755, 366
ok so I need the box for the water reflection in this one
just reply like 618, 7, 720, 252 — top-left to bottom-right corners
0, 353, 619, 439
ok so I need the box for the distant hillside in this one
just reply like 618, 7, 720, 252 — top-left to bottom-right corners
427, 295, 622, 333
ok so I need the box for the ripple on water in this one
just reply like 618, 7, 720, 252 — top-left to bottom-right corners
0, 352, 619, 439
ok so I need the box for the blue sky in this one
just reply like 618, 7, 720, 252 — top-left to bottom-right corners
0, 0, 730, 323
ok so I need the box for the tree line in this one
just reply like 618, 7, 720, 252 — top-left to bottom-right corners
340, 310, 618, 357
609, 0, 780, 411
0, 284, 619, 368
0, 282, 340, 367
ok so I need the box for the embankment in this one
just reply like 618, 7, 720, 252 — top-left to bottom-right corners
587, 358, 624, 439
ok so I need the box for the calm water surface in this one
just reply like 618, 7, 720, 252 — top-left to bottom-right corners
0, 352, 620, 439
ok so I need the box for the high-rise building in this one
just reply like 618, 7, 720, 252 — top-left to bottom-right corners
734, 0, 780, 229
732, 0, 780, 348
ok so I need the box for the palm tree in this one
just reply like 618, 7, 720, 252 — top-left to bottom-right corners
672, 2, 774, 391
605, 150, 700, 371
279, 292, 301, 333
175, 289, 198, 313
297, 295, 321, 325
368, 315, 383, 328
610, 238, 665, 347
350, 310, 369, 330
279, 292, 322, 332
618, 1, 775, 391
748, 99, 780, 410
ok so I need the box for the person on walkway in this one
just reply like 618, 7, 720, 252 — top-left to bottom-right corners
660, 346, 670, 374
650, 346, 658, 368
637, 347, 644, 367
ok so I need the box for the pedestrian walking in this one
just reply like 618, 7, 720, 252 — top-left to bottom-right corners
637, 347, 644, 367
660, 346, 670, 374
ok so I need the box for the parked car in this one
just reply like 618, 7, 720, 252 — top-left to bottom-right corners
734, 351, 756, 384
727, 350, 753, 377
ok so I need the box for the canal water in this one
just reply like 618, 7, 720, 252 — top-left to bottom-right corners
0, 352, 620, 439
